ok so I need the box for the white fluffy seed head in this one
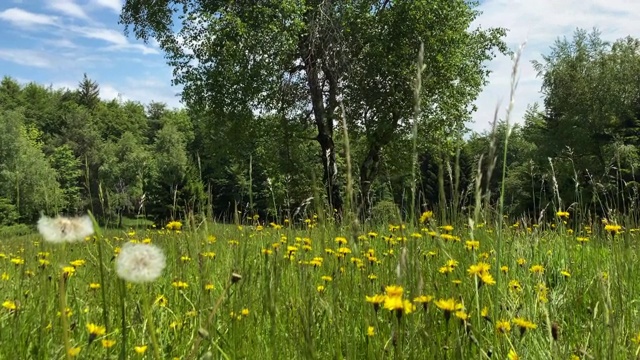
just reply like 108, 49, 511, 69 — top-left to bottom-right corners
115, 242, 166, 283
37, 215, 95, 244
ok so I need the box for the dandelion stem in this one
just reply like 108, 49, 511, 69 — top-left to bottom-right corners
143, 288, 162, 360
119, 279, 127, 360
58, 274, 71, 360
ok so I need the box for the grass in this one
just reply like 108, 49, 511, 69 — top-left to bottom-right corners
1, 216, 640, 359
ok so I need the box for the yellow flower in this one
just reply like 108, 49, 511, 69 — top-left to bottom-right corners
385, 285, 403, 298
434, 298, 463, 320
101, 339, 116, 348
171, 281, 188, 289
561, 270, 571, 278
517, 258, 526, 266
556, 210, 569, 218
68, 347, 81, 357
464, 240, 480, 250
321, 275, 332, 282
513, 317, 537, 333
166, 221, 183, 231
204, 284, 215, 291
576, 237, 589, 244
508, 280, 523, 292
604, 224, 622, 234
367, 326, 375, 337
529, 265, 545, 274
89, 283, 101, 290
10, 257, 24, 265
507, 349, 519, 360
180, 255, 192, 262
62, 266, 76, 278
70, 259, 86, 267
335, 236, 348, 245
2, 300, 17, 311
87, 323, 106, 343
440, 225, 454, 232
134, 345, 148, 354
155, 295, 168, 307
365, 294, 386, 311
419, 210, 433, 223
496, 319, 511, 333
317, 285, 325, 293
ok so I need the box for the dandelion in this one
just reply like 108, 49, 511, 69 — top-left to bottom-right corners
241, 308, 249, 316
134, 345, 148, 354
2, 300, 17, 311
101, 339, 116, 348
419, 210, 433, 223
413, 295, 434, 310
115, 243, 166, 283
87, 323, 106, 343
365, 294, 385, 312
37, 214, 94, 243
166, 221, 182, 231
367, 326, 375, 337
529, 265, 545, 274
317, 285, 325, 293
507, 349, 519, 360
465, 240, 480, 250
434, 298, 463, 321
68, 347, 81, 357
154, 295, 168, 307
321, 275, 333, 282
513, 317, 537, 335
172, 281, 188, 290
605, 224, 622, 235
496, 319, 511, 333
561, 270, 571, 278
556, 210, 569, 218
576, 237, 589, 244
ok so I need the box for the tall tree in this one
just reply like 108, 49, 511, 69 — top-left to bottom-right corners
119, 0, 506, 217
77, 73, 101, 110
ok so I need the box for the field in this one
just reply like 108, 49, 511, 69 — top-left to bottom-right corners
1, 214, 640, 359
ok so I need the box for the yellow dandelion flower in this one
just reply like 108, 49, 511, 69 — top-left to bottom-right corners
385, 285, 403, 298
317, 285, 325, 293
367, 326, 375, 337
171, 281, 188, 289
434, 298, 463, 320
496, 319, 511, 333
2, 300, 17, 311
154, 295, 168, 307
365, 294, 385, 311
513, 317, 537, 334
507, 349, 519, 360
561, 270, 571, 278
68, 347, 81, 357
89, 283, 101, 290
134, 345, 148, 354
465, 240, 480, 250
529, 265, 545, 274
204, 284, 215, 291
241, 308, 249, 316
101, 339, 116, 348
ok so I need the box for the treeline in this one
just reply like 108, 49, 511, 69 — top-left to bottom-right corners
2, 29, 640, 227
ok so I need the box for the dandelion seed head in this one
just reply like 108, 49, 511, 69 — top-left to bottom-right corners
115, 243, 166, 283
37, 215, 94, 244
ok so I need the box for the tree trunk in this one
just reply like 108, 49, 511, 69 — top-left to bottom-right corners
302, 36, 343, 216
359, 143, 382, 221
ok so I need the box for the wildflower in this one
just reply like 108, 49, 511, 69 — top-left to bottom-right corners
1, 273, 8, 281
556, 211, 569, 218
504, 279, 523, 293
434, 298, 463, 321
172, 281, 188, 290
440, 225, 454, 232
500, 265, 509, 273
507, 349, 519, 360
115, 243, 166, 283
10, 257, 24, 265
261, 248, 273, 255
365, 294, 385, 312
496, 319, 511, 333
68, 347, 81, 357
413, 295, 434, 310
455, 310, 469, 322
134, 345, 148, 354
89, 283, 101, 290
385, 285, 403, 298
204, 284, 215, 291
101, 339, 116, 348
367, 326, 375, 337
317, 285, 325, 293
2, 300, 17, 311
561, 270, 571, 278
180, 255, 192, 262
321, 275, 332, 282
529, 265, 545, 274
201, 251, 216, 259
335, 237, 348, 245
605, 224, 622, 235
512, 317, 537, 335
419, 210, 433, 223
481, 306, 491, 322
62, 266, 76, 278
87, 323, 106, 343
465, 240, 480, 250
576, 237, 589, 244
154, 295, 168, 307
37, 214, 95, 244
70, 259, 86, 268
166, 221, 183, 231
384, 297, 414, 317
241, 308, 250, 316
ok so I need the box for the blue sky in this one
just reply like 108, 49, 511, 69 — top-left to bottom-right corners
1, 0, 639, 132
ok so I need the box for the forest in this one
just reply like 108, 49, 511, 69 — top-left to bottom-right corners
2, 7, 640, 232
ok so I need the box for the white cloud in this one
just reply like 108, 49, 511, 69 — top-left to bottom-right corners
0, 8, 58, 28
0, 49, 53, 68
69, 26, 159, 54
48, 0, 91, 21
470, 0, 640, 133
91, 0, 123, 13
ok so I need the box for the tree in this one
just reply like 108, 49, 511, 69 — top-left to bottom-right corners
119, 0, 506, 218
77, 73, 101, 110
